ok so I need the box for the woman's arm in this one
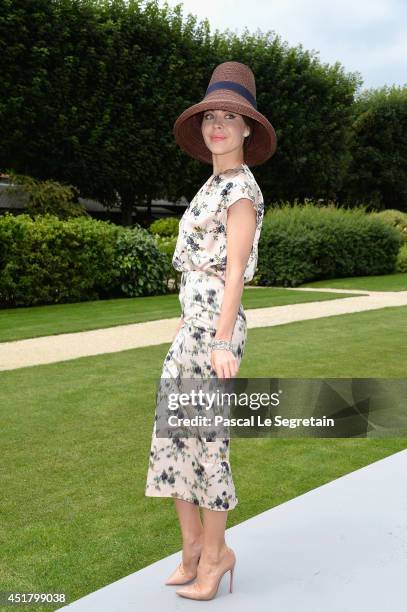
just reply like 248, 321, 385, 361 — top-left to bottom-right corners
211, 199, 257, 378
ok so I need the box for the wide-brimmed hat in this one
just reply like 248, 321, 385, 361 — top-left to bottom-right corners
173, 61, 277, 166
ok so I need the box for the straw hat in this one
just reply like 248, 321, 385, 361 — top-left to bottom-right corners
173, 61, 277, 166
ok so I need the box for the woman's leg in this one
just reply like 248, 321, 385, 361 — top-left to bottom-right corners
174, 499, 204, 572
200, 507, 228, 566
175, 507, 230, 594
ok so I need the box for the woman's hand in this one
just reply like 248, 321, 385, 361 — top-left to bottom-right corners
172, 317, 184, 342
211, 348, 238, 379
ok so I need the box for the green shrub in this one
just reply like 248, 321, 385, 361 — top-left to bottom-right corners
114, 225, 169, 297
149, 217, 179, 237
370, 209, 407, 242
154, 234, 181, 291
4, 171, 88, 220
396, 243, 407, 272
257, 202, 404, 287
0, 213, 120, 306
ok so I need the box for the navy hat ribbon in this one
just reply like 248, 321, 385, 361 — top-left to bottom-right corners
205, 80, 257, 109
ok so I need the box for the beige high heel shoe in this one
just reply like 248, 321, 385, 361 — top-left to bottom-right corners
165, 553, 202, 585
175, 546, 236, 600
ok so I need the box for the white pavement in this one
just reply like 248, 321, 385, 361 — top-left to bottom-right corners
58, 448, 407, 612
1, 288, 407, 371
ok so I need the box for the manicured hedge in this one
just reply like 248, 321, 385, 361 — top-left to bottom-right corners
2, 205, 403, 307
0, 213, 169, 307
257, 203, 404, 287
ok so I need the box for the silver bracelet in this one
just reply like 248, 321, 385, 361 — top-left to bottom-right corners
210, 339, 235, 354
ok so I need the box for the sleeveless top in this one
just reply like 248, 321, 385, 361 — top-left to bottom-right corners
172, 163, 264, 283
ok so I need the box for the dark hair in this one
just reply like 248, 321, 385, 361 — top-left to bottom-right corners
242, 116, 255, 162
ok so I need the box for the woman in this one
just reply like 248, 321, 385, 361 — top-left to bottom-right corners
145, 60, 277, 600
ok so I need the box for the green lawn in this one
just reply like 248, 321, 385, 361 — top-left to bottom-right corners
1, 304, 406, 609
300, 272, 407, 292
0, 284, 375, 344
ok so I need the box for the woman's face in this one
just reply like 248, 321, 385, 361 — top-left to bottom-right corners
201, 109, 250, 157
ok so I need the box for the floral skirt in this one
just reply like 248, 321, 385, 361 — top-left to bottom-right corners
144, 270, 247, 511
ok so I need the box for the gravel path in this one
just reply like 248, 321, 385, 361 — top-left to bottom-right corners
1, 288, 406, 371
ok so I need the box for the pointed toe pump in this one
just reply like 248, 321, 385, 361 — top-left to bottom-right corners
165, 555, 201, 586
176, 546, 236, 600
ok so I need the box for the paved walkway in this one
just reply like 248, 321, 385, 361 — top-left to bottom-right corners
1, 288, 407, 371
58, 448, 407, 611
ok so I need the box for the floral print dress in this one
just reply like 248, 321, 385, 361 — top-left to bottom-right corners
144, 163, 264, 511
